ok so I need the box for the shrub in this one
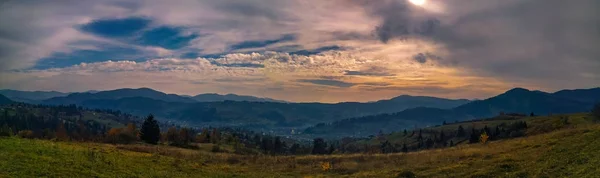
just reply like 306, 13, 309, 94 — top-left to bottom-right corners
211, 145, 221, 153
17, 130, 35, 139
396, 170, 416, 178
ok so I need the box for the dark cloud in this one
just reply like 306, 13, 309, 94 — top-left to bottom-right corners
296, 79, 355, 88
360, 0, 600, 87
289, 46, 343, 56
412, 52, 442, 64
344, 66, 395, 76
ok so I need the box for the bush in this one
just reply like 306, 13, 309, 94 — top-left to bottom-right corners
211, 145, 221, 153
17, 130, 35, 139
396, 170, 416, 178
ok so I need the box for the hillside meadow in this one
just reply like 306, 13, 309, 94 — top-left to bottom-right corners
2, 116, 600, 177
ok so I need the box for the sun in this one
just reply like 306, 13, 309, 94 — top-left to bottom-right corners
409, 0, 427, 6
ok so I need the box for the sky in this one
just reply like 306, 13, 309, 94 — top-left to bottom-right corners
0, 0, 599, 103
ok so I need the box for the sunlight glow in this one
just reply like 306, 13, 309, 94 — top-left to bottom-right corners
409, 0, 426, 6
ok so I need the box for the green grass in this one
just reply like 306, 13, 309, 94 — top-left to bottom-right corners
1, 114, 600, 177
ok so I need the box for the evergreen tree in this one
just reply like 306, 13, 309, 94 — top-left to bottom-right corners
140, 114, 160, 145
401, 143, 408, 153
403, 129, 407, 136
311, 138, 327, 155
327, 144, 336, 154
439, 131, 445, 143
273, 136, 283, 154
469, 128, 479, 144
289, 143, 300, 154
457, 125, 465, 137
593, 103, 600, 119
449, 140, 454, 147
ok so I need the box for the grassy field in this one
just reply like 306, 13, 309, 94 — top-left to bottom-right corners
1, 115, 600, 177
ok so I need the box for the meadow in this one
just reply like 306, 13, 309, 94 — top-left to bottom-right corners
2, 114, 600, 177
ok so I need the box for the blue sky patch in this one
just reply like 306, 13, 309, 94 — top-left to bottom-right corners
79, 17, 151, 38
229, 34, 296, 50
135, 26, 198, 50
34, 46, 147, 69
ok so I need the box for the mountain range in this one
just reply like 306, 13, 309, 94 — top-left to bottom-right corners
3, 87, 598, 136
304, 87, 600, 136
1, 88, 287, 104
33, 88, 470, 130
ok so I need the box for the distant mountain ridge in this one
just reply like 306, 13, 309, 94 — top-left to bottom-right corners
43, 88, 198, 105
192, 93, 287, 103
0, 89, 70, 103
303, 87, 599, 136
32, 88, 472, 132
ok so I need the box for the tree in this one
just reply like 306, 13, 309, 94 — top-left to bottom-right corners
403, 129, 408, 136
593, 103, 600, 119
401, 143, 408, 153
469, 128, 479, 144
273, 136, 283, 154
56, 122, 69, 141
179, 128, 192, 145
312, 138, 328, 155
166, 127, 178, 145
457, 125, 465, 137
480, 132, 489, 144
289, 143, 300, 154
380, 141, 394, 153
140, 114, 160, 144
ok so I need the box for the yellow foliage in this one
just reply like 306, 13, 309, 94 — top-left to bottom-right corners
321, 161, 331, 171
480, 132, 489, 144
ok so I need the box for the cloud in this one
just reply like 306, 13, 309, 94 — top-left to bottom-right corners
344, 66, 395, 76
412, 52, 442, 64
289, 46, 343, 56
1, 0, 598, 102
296, 79, 355, 88
229, 34, 296, 50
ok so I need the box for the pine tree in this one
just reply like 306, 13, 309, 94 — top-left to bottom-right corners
140, 114, 160, 145
403, 129, 408, 136
401, 143, 408, 153
290, 143, 300, 155
274, 136, 283, 154
312, 138, 327, 155
469, 128, 479, 144
457, 125, 465, 137
593, 103, 600, 119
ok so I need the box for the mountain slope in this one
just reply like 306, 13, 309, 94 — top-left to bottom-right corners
454, 88, 590, 118
304, 88, 596, 136
192, 93, 286, 103
0, 89, 69, 103
0, 94, 13, 105
303, 107, 472, 137
43, 88, 197, 105
552, 87, 600, 104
